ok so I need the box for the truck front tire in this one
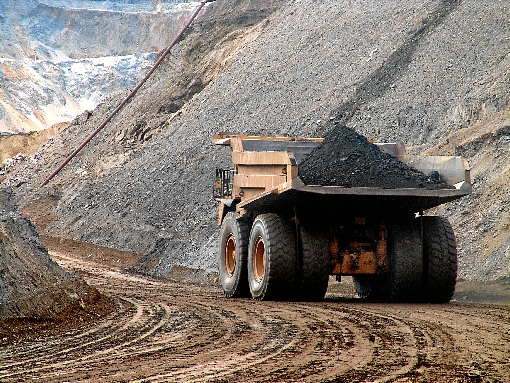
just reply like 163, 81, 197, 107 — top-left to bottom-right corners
218, 212, 250, 298
248, 214, 296, 300
353, 275, 374, 299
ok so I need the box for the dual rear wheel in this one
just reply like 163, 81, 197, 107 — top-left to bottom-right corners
219, 213, 457, 303
218, 212, 250, 298
421, 216, 457, 303
247, 214, 296, 300
218, 213, 330, 301
353, 216, 457, 303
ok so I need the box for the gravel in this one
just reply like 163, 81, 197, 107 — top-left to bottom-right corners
0, 190, 97, 319
3, 0, 509, 281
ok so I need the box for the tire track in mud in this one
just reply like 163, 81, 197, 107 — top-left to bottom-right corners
1, 251, 509, 383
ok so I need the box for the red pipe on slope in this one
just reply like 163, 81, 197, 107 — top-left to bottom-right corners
41, 0, 216, 187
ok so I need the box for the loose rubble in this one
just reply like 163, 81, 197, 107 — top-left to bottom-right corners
299, 124, 451, 189
0, 189, 104, 320
2, 0, 509, 282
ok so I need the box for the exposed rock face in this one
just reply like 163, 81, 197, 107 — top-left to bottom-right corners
3, 0, 510, 282
0, 188, 101, 319
0, 0, 194, 134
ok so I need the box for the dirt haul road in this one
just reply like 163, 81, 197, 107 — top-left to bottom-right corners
1, 244, 509, 383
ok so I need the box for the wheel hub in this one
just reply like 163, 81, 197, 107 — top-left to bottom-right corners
253, 236, 266, 282
225, 234, 236, 277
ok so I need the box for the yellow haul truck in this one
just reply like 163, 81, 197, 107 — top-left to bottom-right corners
213, 134, 471, 302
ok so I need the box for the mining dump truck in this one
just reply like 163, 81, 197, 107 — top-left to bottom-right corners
213, 133, 471, 303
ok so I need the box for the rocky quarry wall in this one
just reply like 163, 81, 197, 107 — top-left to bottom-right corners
4, 0, 510, 282
0, 0, 194, 133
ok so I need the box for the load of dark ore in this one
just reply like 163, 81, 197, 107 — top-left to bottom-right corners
298, 125, 451, 189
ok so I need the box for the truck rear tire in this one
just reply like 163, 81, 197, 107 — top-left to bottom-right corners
218, 212, 250, 298
421, 216, 457, 303
353, 275, 374, 299
367, 221, 423, 302
297, 226, 330, 301
248, 214, 296, 300
383, 221, 423, 302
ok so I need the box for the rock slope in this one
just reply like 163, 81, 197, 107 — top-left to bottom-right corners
4, 0, 510, 281
0, 0, 194, 133
0, 190, 101, 320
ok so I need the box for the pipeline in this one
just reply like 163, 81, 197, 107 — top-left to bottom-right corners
41, 0, 216, 187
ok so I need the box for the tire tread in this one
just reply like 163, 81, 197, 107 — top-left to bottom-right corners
248, 214, 296, 300
422, 216, 457, 303
218, 212, 250, 298
298, 226, 330, 301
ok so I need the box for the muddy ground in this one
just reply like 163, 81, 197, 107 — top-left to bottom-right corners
1, 238, 508, 383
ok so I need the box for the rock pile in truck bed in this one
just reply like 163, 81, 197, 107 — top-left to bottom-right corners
298, 124, 451, 189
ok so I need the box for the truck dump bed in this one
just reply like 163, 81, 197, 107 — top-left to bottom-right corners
213, 134, 471, 215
